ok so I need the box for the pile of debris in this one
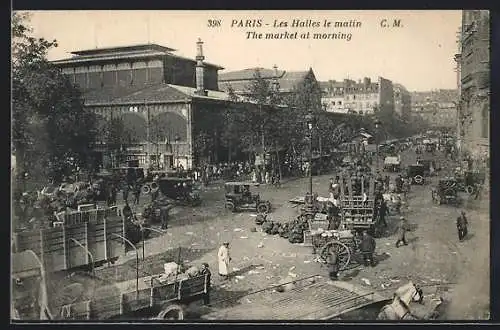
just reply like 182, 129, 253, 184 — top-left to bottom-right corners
255, 214, 309, 244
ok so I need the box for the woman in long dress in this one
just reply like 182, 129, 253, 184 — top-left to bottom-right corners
218, 242, 231, 280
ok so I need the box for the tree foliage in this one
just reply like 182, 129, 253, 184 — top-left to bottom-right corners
12, 12, 97, 183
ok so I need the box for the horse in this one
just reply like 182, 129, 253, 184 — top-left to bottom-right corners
377, 282, 424, 320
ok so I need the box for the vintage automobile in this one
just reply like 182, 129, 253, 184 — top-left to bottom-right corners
156, 177, 201, 206
224, 182, 272, 213
456, 171, 486, 195
416, 159, 439, 176
431, 178, 460, 206
383, 155, 401, 172
405, 165, 426, 185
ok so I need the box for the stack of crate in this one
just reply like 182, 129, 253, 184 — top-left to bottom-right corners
304, 213, 330, 246
339, 175, 376, 229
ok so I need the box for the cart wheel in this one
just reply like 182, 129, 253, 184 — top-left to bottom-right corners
225, 201, 236, 212
257, 202, 270, 214
156, 303, 185, 320
141, 185, 151, 194
414, 175, 423, 184
466, 185, 475, 195
319, 240, 351, 270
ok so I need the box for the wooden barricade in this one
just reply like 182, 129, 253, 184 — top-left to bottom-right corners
12, 207, 125, 272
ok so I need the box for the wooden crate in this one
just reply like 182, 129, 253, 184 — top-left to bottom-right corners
58, 300, 91, 320
308, 213, 330, 231
303, 230, 313, 246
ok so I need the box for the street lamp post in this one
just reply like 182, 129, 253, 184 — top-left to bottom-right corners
305, 110, 314, 207
174, 135, 180, 169
111, 233, 139, 297
140, 226, 166, 260
69, 238, 95, 277
374, 118, 382, 170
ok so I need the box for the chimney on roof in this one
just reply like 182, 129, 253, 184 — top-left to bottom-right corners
195, 38, 207, 96
272, 64, 280, 91
363, 77, 370, 86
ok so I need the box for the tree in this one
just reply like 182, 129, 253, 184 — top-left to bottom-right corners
280, 71, 322, 165
243, 69, 283, 165
12, 12, 97, 184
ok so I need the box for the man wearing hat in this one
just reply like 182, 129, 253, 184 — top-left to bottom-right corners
218, 242, 231, 280
456, 210, 469, 241
327, 251, 340, 280
359, 230, 376, 267
200, 263, 212, 306
395, 216, 409, 248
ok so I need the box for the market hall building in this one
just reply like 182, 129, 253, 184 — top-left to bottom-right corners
52, 40, 237, 170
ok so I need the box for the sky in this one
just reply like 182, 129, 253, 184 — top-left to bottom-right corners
21, 10, 463, 92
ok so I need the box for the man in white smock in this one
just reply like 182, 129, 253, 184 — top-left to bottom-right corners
218, 242, 231, 280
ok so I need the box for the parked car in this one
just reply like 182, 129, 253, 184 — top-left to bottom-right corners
224, 182, 271, 213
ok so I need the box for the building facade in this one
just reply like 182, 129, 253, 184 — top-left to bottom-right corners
319, 81, 346, 113
217, 66, 319, 102
320, 77, 397, 116
52, 41, 233, 170
456, 10, 490, 167
53, 44, 222, 92
410, 89, 458, 129
393, 84, 412, 119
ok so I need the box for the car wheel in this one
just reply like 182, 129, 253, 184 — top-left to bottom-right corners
257, 202, 270, 214
225, 202, 236, 212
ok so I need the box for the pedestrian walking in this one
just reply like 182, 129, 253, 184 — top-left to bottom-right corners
218, 242, 231, 280
151, 184, 159, 203
360, 231, 376, 267
110, 182, 117, 206
402, 178, 410, 199
395, 216, 409, 247
122, 183, 129, 203
328, 251, 340, 280
456, 211, 469, 241
160, 206, 169, 230
122, 201, 132, 221
132, 181, 141, 205
200, 263, 212, 306
378, 199, 388, 227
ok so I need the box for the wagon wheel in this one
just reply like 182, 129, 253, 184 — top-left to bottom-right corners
225, 201, 236, 212
414, 175, 423, 184
141, 184, 151, 194
156, 303, 185, 320
319, 240, 351, 270
444, 189, 455, 203
466, 185, 475, 195
257, 202, 270, 214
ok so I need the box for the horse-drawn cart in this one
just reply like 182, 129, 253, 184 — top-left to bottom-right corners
310, 229, 358, 271
55, 271, 209, 320
431, 178, 460, 206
